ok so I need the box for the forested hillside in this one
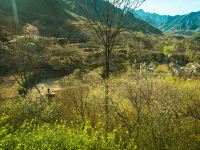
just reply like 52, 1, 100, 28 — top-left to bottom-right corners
0, 0, 162, 36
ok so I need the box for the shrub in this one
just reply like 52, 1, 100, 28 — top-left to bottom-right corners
0, 118, 136, 150
128, 51, 165, 64
163, 45, 176, 56
113, 74, 200, 150
0, 97, 72, 128
170, 53, 189, 65
186, 51, 200, 64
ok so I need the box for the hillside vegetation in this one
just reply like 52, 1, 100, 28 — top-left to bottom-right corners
0, 0, 162, 36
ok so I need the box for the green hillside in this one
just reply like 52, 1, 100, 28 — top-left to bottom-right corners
63, 0, 162, 34
0, 0, 162, 36
0, 0, 77, 36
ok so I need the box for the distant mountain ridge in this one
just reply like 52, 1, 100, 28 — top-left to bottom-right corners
0, 0, 162, 36
133, 9, 200, 33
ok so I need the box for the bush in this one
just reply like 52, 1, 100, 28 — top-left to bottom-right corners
0, 97, 72, 128
186, 51, 200, 64
113, 74, 200, 150
163, 45, 176, 56
170, 53, 189, 65
48, 56, 83, 75
85, 51, 128, 72
128, 51, 165, 64
0, 117, 136, 150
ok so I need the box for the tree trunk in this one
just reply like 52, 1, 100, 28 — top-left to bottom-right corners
104, 79, 109, 132
104, 47, 110, 133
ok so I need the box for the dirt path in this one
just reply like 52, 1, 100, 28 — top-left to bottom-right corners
0, 75, 64, 99
30, 78, 63, 97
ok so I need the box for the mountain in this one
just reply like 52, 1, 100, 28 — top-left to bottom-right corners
133, 9, 200, 33
0, 0, 161, 37
62, 0, 162, 34
133, 9, 169, 28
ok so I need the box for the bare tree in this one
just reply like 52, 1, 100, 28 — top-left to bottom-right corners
5, 25, 43, 97
6, 37, 41, 96
79, 0, 145, 131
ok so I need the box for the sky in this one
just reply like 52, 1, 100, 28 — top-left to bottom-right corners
137, 0, 200, 16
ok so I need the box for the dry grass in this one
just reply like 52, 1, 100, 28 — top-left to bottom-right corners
0, 76, 18, 99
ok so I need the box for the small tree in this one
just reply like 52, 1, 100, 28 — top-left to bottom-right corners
163, 45, 175, 56
23, 24, 39, 36
5, 25, 42, 96
80, 0, 145, 131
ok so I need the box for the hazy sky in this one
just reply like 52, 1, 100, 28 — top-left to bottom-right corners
137, 0, 200, 16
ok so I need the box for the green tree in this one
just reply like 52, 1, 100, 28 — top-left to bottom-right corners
163, 45, 176, 56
